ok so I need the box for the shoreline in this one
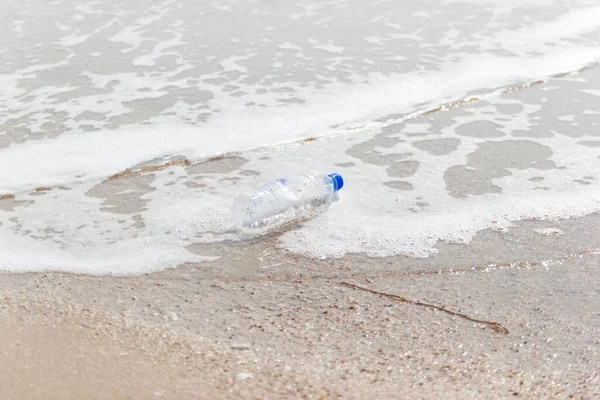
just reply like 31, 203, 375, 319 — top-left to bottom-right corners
2, 215, 599, 399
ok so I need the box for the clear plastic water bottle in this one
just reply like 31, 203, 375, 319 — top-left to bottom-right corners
232, 172, 344, 230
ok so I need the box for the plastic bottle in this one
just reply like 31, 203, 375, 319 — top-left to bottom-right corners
232, 172, 344, 230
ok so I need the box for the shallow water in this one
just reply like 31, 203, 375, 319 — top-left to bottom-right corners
1, 0, 600, 273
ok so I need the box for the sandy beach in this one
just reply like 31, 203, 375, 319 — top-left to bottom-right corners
2, 1, 600, 398
2, 214, 599, 399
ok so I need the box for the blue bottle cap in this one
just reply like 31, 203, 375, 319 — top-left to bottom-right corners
328, 173, 344, 192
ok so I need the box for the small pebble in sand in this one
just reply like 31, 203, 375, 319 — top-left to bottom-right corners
236, 372, 253, 381
231, 343, 251, 350
534, 228, 564, 236
165, 311, 179, 321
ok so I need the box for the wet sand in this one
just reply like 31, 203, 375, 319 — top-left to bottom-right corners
1, 215, 599, 399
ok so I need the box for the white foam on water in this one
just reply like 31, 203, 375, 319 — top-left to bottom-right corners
2, 46, 599, 196
281, 188, 600, 258
0, 171, 220, 275
0, 231, 218, 275
246, 129, 600, 258
492, 6, 600, 46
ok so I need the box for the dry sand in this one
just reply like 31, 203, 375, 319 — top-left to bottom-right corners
1, 215, 599, 399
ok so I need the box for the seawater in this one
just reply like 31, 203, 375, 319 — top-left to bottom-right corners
1, 0, 600, 273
